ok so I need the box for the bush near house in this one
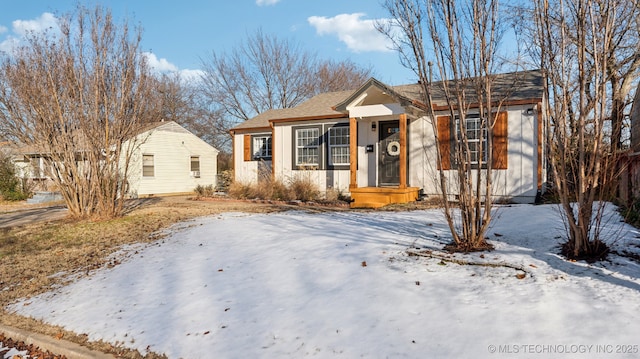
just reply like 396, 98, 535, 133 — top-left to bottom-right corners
227, 175, 326, 203
0, 153, 30, 201
194, 184, 216, 198
227, 178, 294, 201
288, 175, 321, 202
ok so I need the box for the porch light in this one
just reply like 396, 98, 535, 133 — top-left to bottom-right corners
372, 122, 377, 131
526, 108, 534, 115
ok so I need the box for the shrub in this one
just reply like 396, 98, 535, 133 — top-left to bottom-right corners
227, 181, 257, 199
194, 184, 215, 198
227, 175, 322, 202
268, 179, 292, 201
0, 153, 30, 201
288, 175, 320, 202
325, 188, 351, 203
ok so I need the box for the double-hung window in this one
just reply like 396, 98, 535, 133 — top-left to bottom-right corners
190, 156, 200, 178
142, 154, 155, 177
295, 128, 320, 167
328, 126, 350, 166
253, 135, 272, 160
456, 114, 487, 165
438, 112, 508, 170
291, 122, 350, 170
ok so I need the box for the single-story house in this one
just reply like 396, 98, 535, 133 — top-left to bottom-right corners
12, 120, 219, 198
230, 70, 546, 208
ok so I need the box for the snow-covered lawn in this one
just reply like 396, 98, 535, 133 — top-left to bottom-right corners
8, 204, 640, 358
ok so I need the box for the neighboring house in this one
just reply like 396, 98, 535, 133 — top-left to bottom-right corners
12, 120, 219, 198
124, 121, 219, 197
231, 70, 546, 208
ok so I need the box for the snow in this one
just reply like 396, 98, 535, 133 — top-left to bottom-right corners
7, 204, 640, 358
0, 345, 28, 359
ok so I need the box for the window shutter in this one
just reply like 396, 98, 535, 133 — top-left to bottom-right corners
243, 134, 252, 161
437, 116, 451, 170
492, 111, 508, 169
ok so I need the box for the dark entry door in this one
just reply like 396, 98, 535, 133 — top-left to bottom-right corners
378, 120, 400, 186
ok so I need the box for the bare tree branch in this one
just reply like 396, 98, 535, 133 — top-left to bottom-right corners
0, 4, 156, 219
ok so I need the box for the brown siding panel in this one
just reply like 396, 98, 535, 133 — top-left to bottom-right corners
437, 116, 451, 170
492, 111, 508, 169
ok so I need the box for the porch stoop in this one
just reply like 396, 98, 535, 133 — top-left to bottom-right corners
349, 187, 421, 209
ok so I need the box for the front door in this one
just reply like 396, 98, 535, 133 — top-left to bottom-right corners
378, 120, 400, 186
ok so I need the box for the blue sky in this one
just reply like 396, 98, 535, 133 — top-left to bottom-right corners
0, 0, 417, 85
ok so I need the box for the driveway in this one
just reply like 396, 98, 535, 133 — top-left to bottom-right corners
0, 205, 68, 229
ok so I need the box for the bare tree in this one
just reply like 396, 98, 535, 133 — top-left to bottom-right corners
379, 0, 512, 251
600, 0, 640, 153
199, 30, 372, 128
314, 59, 373, 94
0, 5, 156, 219
528, 0, 630, 260
146, 73, 230, 150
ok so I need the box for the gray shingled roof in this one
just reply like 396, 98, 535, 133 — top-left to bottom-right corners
393, 69, 544, 107
231, 91, 352, 131
232, 70, 543, 131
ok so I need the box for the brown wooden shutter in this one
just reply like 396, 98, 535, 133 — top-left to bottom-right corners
492, 111, 508, 169
243, 134, 252, 161
437, 116, 451, 170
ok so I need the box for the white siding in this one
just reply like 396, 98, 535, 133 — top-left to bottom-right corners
232, 132, 272, 184
408, 105, 540, 203
273, 119, 351, 195
125, 122, 219, 197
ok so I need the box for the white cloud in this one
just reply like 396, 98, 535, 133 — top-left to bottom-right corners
142, 52, 204, 84
143, 52, 179, 73
0, 37, 19, 54
308, 13, 393, 53
256, 0, 280, 6
0, 13, 60, 55
178, 69, 205, 83
12, 12, 58, 37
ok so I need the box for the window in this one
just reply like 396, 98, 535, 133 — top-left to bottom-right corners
328, 126, 350, 166
437, 112, 508, 170
291, 123, 350, 170
295, 127, 320, 166
190, 156, 200, 178
142, 154, 154, 177
456, 115, 487, 165
253, 135, 272, 160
